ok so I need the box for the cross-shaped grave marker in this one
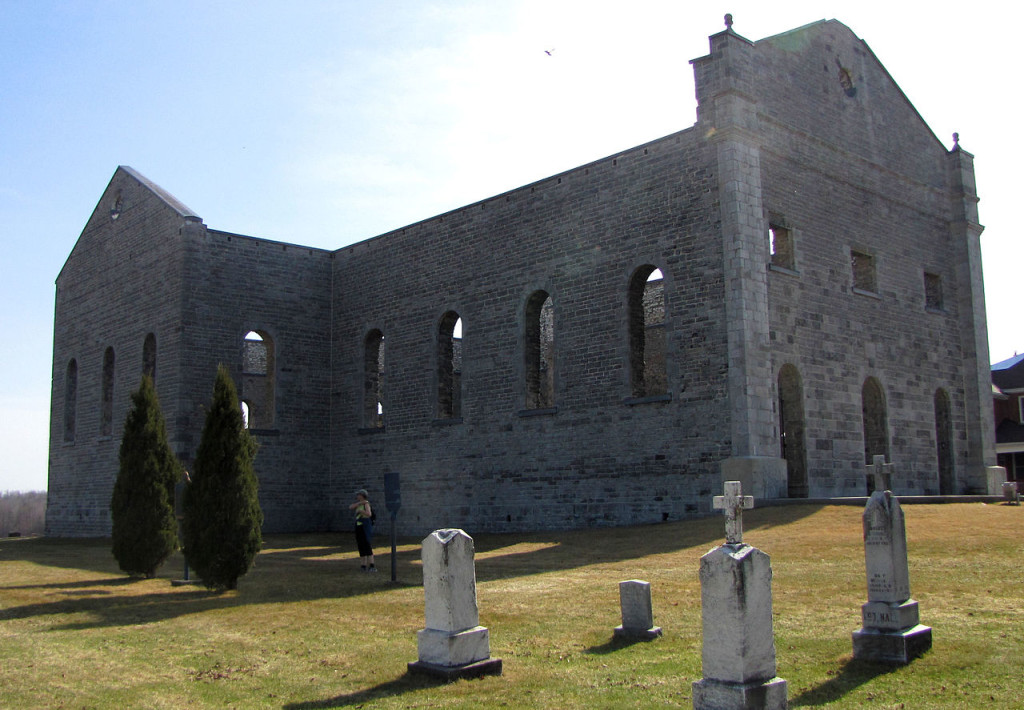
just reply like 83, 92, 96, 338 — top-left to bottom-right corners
712, 480, 754, 544
866, 454, 895, 493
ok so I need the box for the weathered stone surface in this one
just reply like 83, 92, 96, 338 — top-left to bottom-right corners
413, 528, 499, 675
853, 490, 932, 664
863, 491, 911, 604
699, 544, 777, 685
613, 579, 662, 640
852, 624, 933, 664
861, 599, 919, 631
416, 626, 491, 667
692, 676, 788, 710
422, 529, 479, 633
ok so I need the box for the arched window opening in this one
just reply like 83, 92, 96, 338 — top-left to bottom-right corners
525, 291, 555, 410
142, 333, 156, 381
101, 347, 115, 436
778, 364, 808, 498
934, 388, 955, 494
241, 401, 251, 429
64, 359, 78, 443
437, 312, 463, 419
861, 376, 890, 493
364, 330, 385, 428
628, 266, 667, 398
241, 330, 275, 429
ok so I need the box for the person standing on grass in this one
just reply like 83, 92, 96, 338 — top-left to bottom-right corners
349, 489, 376, 572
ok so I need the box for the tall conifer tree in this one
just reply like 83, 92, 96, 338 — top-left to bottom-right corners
184, 364, 262, 590
111, 375, 180, 577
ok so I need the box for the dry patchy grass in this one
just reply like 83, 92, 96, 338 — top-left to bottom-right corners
1, 503, 1022, 708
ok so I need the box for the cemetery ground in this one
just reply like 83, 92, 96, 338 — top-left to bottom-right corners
1, 503, 1021, 709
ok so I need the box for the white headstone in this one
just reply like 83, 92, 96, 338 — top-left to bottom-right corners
693, 482, 786, 709
862, 491, 910, 604
410, 529, 501, 678
614, 580, 662, 640
852, 490, 932, 664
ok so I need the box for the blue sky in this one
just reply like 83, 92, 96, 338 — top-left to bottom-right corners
2, 1, 1020, 493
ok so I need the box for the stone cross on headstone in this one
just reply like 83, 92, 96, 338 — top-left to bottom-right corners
866, 455, 894, 493
713, 480, 754, 544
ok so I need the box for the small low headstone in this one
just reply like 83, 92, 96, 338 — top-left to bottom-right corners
1002, 481, 1020, 505
692, 481, 787, 710
613, 580, 662, 640
408, 528, 502, 680
852, 471, 932, 664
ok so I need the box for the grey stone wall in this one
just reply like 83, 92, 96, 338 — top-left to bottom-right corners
47, 169, 192, 535
47, 19, 997, 536
329, 130, 730, 535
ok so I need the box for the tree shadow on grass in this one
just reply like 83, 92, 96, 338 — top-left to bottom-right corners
282, 671, 452, 709
0, 505, 826, 630
789, 656, 899, 707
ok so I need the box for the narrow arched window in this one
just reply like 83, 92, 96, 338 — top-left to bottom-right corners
934, 388, 954, 494
242, 330, 275, 429
364, 330, 385, 428
861, 377, 890, 492
628, 266, 666, 397
525, 291, 554, 410
778, 364, 807, 498
241, 401, 251, 429
142, 333, 157, 381
437, 312, 463, 419
101, 347, 115, 436
64, 359, 78, 442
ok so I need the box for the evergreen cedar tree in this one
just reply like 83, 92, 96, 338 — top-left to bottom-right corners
183, 364, 263, 590
110, 375, 180, 578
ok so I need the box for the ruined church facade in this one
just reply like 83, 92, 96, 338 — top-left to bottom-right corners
47, 20, 998, 537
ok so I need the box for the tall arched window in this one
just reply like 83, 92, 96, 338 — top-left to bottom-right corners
64, 359, 78, 443
437, 312, 463, 419
778, 364, 808, 498
364, 330, 385, 428
861, 376, 890, 492
101, 347, 115, 436
525, 291, 555, 410
934, 388, 954, 494
142, 333, 157, 381
242, 330, 275, 429
628, 266, 666, 397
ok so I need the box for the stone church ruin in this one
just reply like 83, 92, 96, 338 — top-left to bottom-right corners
47, 18, 1000, 536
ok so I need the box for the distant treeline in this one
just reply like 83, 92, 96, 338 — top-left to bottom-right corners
1, 491, 46, 536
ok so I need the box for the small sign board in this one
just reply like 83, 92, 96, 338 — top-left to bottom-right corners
384, 472, 401, 515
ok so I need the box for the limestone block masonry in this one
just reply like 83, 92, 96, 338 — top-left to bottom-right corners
47, 18, 999, 536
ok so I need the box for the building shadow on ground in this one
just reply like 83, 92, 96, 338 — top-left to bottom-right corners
0, 504, 824, 630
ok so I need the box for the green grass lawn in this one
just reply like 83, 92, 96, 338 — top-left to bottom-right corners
1, 503, 1022, 708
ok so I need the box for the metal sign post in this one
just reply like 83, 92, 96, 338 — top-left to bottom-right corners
384, 472, 401, 582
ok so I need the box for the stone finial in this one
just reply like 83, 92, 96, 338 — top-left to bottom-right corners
713, 480, 754, 544
724, 13, 734, 30
953, 132, 960, 149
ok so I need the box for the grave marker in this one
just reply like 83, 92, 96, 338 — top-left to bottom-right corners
613, 580, 662, 640
692, 481, 787, 710
852, 483, 932, 664
408, 529, 502, 679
